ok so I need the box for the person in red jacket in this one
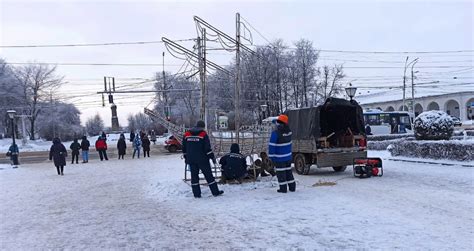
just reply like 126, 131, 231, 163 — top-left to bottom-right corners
95, 136, 108, 161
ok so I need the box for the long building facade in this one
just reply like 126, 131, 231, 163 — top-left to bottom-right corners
359, 91, 474, 120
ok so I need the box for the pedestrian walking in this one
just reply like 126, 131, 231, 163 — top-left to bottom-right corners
142, 134, 151, 158
69, 138, 80, 164
132, 135, 141, 159
117, 133, 127, 159
7, 143, 19, 168
150, 130, 157, 145
49, 137, 67, 175
183, 120, 223, 198
95, 136, 108, 161
80, 136, 90, 163
268, 114, 295, 193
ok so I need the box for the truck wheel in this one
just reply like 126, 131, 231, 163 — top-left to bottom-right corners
168, 145, 177, 153
294, 153, 310, 175
333, 166, 347, 172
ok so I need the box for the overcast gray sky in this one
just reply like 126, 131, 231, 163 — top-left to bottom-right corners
1, 0, 472, 126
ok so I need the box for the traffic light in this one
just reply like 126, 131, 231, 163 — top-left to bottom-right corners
108, 94, 114, 104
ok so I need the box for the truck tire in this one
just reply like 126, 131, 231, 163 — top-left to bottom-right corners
168, 145, 178, 153
333, 166, 347, 172
294, 153, 310, 175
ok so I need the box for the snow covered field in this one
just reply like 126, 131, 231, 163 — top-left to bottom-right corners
1, 151, 473, 249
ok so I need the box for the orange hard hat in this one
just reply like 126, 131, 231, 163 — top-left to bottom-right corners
277, 114, 289, 124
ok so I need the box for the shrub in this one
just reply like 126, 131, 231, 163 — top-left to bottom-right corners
413, 111, 454, 140
388, 139, 473, 161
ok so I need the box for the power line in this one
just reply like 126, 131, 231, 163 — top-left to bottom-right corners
7, 62, 184, 67
0, 39, 196, 48
318, 49, 474, 54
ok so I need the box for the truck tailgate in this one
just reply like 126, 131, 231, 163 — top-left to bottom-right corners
316, 148, 367, 168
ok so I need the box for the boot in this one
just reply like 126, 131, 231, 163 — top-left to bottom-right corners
213, 190, 224, 197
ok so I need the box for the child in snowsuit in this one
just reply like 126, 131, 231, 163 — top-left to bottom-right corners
219, 143, 247, 184
49, 137, 67, 175
117, 133, 127, 159
70, 138, 80, 164
142, 135, 151, 157
132, 136, 141, 159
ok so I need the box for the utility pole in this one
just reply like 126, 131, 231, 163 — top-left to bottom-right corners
104, 76, 119, 130
402, 56, 409, 111
411, 58, 419, 114
162, 52, 169, 120
196, 29, 208, 130
235, 12, 241, 143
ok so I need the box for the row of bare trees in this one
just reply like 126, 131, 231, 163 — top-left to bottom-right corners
153, 39, 346, 128
0, 59, 83, 140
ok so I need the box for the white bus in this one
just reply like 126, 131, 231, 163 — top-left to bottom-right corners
363, 109, 415, 135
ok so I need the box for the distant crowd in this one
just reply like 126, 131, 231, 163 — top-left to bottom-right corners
49, 130, 158, 176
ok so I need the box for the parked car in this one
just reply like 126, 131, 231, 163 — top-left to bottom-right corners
451, 116, 462, 127
164, 135, 182, 153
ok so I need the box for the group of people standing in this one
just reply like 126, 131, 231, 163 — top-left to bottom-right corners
48, 130, 155, 175
182, 114, 295, 198
126, 130, 152, 159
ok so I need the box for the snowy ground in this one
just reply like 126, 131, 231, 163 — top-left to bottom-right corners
0, 151, 473, 249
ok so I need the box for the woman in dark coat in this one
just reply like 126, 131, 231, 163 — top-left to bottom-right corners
117, 133, 127, 159
142, 135, 151, 158
49, 137, 67, 175
70, 138, 81, 164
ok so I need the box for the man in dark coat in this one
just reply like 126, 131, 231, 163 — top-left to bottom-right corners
219, 143, 247, 184
70, 138, 80, 164
101, 131, 107, 141
49, 137, 67, 175
268, 114, 295, 193
142, 134, 151, 157
130, 131, 135, 143
183, 120, 223, 198
95, 136, 108, 161
117, 133, 127, 159
80, 136, 90, 163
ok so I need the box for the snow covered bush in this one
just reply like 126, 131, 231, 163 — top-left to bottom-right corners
413, 111, 454, 140
367, 134, 414, 141
388, 139, 474, 161
368, 138, 407, 150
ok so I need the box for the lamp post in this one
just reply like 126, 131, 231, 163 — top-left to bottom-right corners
345, 84, 357, 101
410, 59, 419, 113
7, 110, 16, 146
260, 104, 268, 124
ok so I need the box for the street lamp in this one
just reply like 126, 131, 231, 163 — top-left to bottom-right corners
7, 110, 16, 146
260, 104, 268, 123
345, 84, 357, 101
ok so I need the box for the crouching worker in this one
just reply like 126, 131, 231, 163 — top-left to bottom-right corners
219, 143, 247, 184
268, 114, 295, 193
183, 120, 224, 198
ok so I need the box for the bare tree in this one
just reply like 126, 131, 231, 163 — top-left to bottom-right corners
294, 39, 319, 107
0, 59, 24, 136
317, 64, 346, 104
14, 64, 64, 139
85, 114, 104, 136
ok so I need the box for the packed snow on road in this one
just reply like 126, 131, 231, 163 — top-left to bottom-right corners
0, 151, 472, 249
